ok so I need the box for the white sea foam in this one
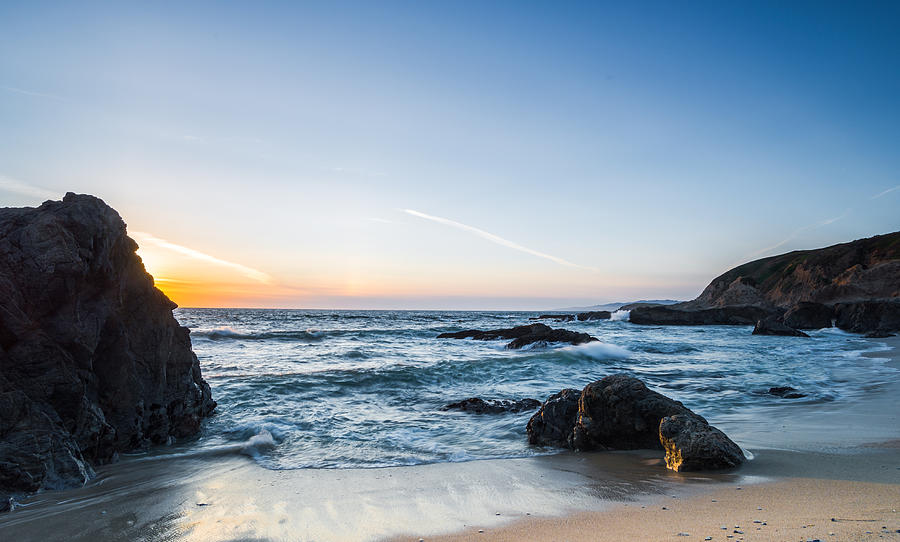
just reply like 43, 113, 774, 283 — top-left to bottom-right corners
563, 341, 631, 359
240, 430, 277, 457
610, 309, 631, 321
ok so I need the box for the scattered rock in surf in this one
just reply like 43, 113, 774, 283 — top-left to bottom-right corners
437, 323, 597, 349
441, 397, 541, 414
576, 311, 611, 321
528, 314, 575, 322
864, 330, 896, 338
527, 374, 743, 472
752, 317, 809, 337
768, 386, 807, 399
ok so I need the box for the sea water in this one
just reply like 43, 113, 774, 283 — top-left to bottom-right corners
167, 309, 896, 470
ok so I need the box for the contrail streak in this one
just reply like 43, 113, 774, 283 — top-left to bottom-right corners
0, 175, 59, 201
403, 209, 596, 271
130, 231, 273, 284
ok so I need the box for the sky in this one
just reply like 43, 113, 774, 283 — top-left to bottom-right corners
1, 1, 898, 309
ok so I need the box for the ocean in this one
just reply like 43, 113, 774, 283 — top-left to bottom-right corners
164, 308, 896, 470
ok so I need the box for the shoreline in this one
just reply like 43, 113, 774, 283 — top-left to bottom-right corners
0, 337, 897, 541
397, 335, 900, 542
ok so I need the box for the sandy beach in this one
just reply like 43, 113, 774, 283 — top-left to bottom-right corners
0, 337, 898, 542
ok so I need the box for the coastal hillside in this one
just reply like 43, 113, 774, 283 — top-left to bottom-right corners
631, 232, 900, 331
685, 231, 900, 309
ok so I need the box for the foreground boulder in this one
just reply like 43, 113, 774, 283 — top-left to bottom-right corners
442, 397, 540, 414
783, 302, 833, 330
0, 194, 216, 508
525, 389, 580, 447
659, 414, 745, 471
528, 375, 743, 471
438, 323, 597, 349
752, 317, 809, 337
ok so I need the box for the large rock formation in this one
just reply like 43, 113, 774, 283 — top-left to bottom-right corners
528, 375, 743, 472
630, 232, 900, 332
0, 194, 215, 508
437, 323, 598, 349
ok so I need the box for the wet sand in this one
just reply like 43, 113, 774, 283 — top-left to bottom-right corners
1, 337, 898, 542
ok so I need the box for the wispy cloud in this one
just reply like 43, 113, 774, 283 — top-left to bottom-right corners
130, 231, 273, 284
871, 184, 900, 200
1, 85, 66, 102
743, 208, 851, 261
403, 209, 596, 271
0, 175, 59, 201
328, 166, 388, 178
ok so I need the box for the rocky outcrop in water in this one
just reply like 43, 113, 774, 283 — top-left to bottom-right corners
441, 397, 541, 414
0, 194, 216, 509
783, 302, 834, 330
528, 314, 575, 322
437, 323, 597, 349
630, 232, 900, 333
576, 311, 611, 321
752, 317, 810, 337
527, 375, 743, 471
629, 305, 776, 326
833, 300, 900, 334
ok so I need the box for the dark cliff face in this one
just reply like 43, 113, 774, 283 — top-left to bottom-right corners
687, 232, 900, 310
0, 193, 215, 505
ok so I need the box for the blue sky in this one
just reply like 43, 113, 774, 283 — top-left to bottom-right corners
1, 1, 898, 309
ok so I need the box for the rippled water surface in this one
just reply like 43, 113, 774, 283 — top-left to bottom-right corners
171, 309, 895, 469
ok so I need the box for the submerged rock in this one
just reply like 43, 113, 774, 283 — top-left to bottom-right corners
576, 311, 611, 321
768, 386, 807, 399
752, 317, 810, 337
437, 323, 597, 349
526, 388, 581, 447
783, 302, 833, 330
659, 414, 745, 471
442, 397, 541, 414
528, 375, 743, 471
0, 194, 215, 506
